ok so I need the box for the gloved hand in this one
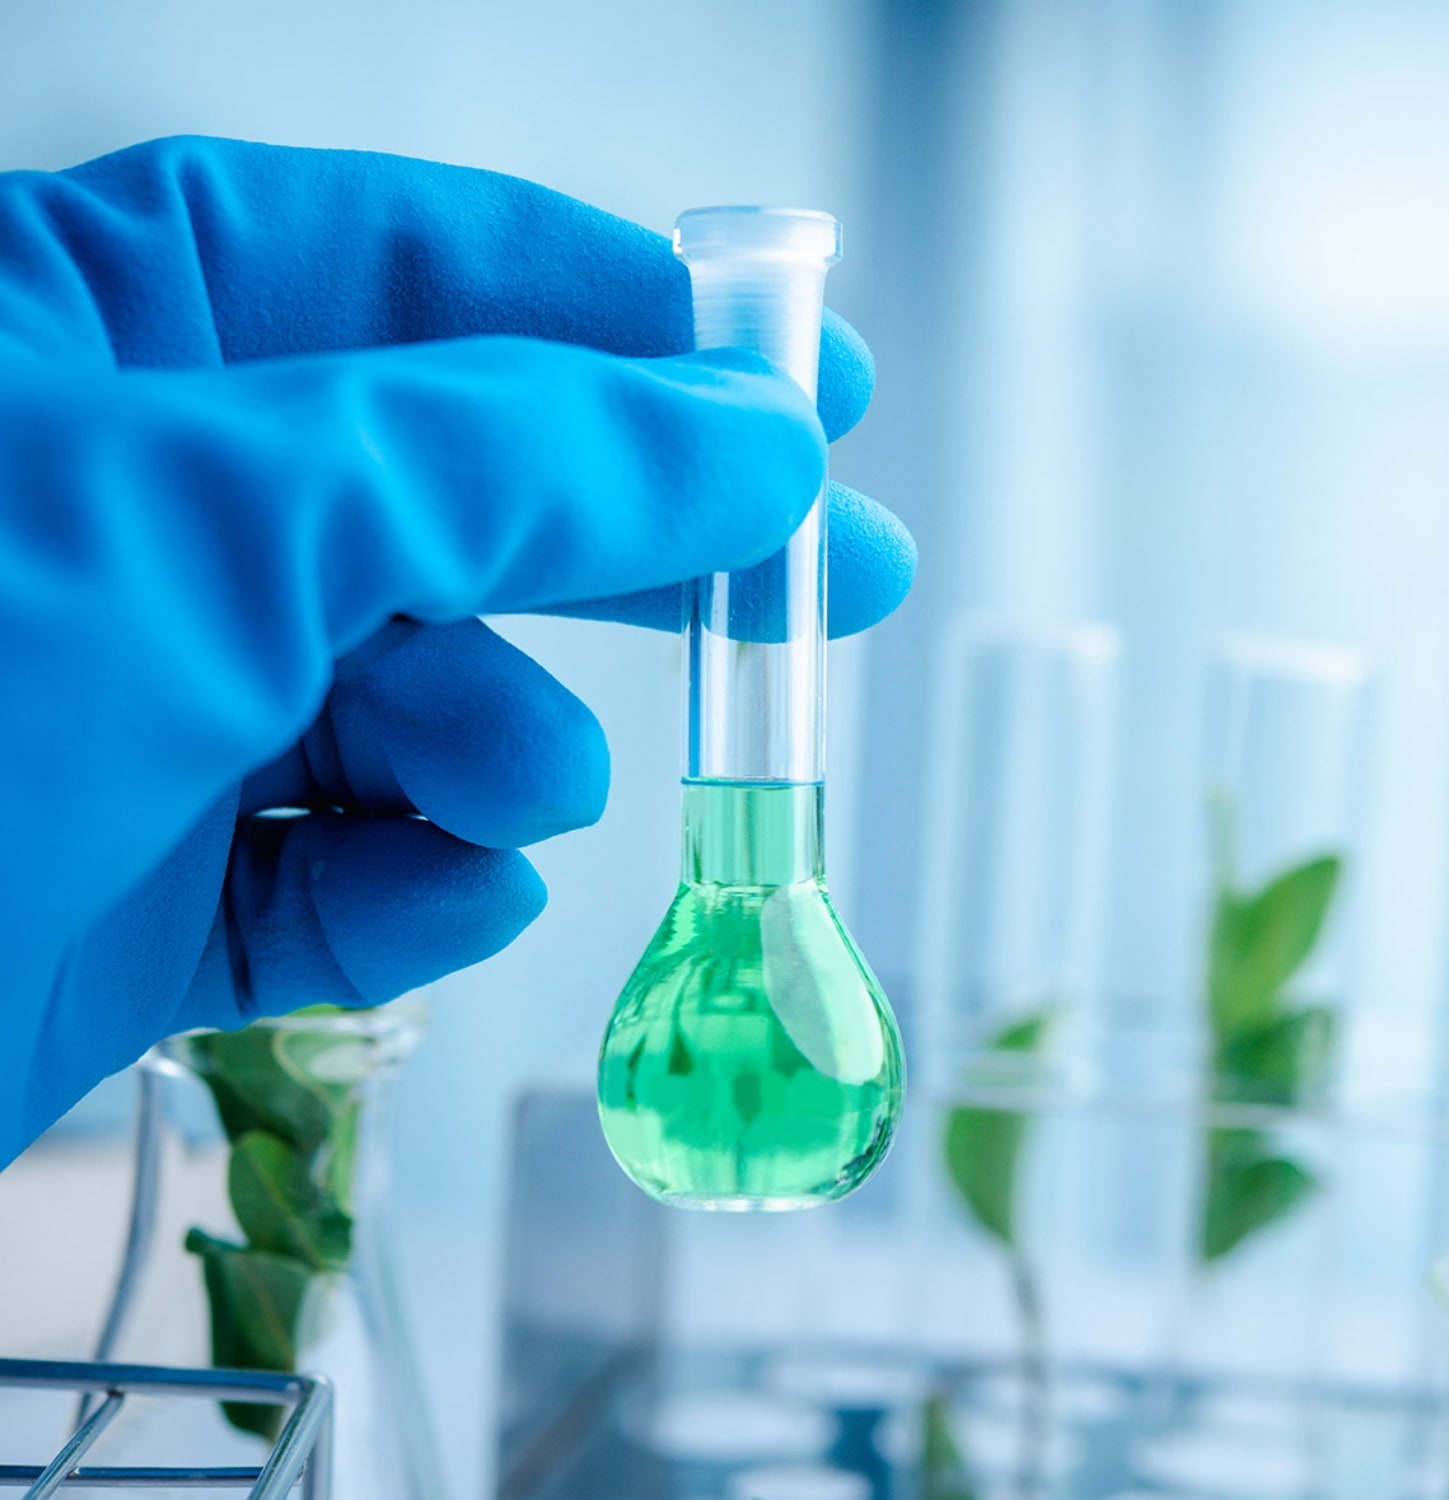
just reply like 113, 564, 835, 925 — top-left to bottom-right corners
0, 136, 915, 1165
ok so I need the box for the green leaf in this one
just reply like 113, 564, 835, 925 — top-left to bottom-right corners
944, 1107, 1027, 1249
184, 1229, 314, 1441
1200, 1130, 1317, 1262
179, 1028, 339, 1156
942, 1011, 1052, 1250
992, 1013, 1054, 1054
921, 1394, 978, 1500
1214, 1005, 1336, 1105
176, 1016, 369, 1435
1209, 855, 1341, 1036
228, 1131, 352, 1270
324, 1098, 361, 1217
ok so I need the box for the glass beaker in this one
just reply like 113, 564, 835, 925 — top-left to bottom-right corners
91, 1002, 444, 1500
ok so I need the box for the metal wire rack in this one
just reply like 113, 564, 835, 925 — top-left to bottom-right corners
0, 1357, 332, 1496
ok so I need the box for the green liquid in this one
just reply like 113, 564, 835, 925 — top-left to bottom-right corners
598, 781, 904, 1210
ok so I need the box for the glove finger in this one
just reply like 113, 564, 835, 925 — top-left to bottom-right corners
541, 482, 916, 639
0, 339, 824, 946
22, 138, 872, 440
181, 812, 546, 1025
242, 618, 610, 849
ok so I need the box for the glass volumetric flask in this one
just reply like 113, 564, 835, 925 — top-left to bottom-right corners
597, 207, 905, 1210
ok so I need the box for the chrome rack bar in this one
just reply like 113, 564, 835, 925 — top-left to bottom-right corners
0, 1359, 332, 1498
23, 1391, 123, 1499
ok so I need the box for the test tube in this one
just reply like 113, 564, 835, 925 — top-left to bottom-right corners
1200, 634, 1371, 1074
915, 615, 1121, 1086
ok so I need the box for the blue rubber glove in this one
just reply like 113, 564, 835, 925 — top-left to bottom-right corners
0, 136, 915, 1165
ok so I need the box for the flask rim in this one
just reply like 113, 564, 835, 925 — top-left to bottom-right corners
674, 205, 841, 267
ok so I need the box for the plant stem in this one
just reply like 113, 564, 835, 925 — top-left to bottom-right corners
1010, 1248, 1049, 1498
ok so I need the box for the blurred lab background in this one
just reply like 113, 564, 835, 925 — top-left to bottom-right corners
7, 1, 1449, 1497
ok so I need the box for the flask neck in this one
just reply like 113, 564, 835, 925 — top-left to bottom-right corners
676, 207, 837, 788
681, 780, 824, 887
